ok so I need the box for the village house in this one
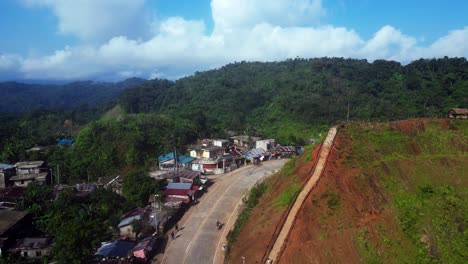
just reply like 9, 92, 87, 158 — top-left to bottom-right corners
132, 236, 163, 261
25, 146, 49, 154
164, 182, 197, 203
57, 139, 74, 147
10, 161, 50, 187
0, 187, 26, 209
95, 240, 135, 260
242, 148, 267, 164
275, 146, 297, 158
178, 171, 203, 184
118, 207, 153, 240
230, 135, 262, 148
0, 164, 16, 189
448, 108, 468, 119
11, 237, 52, 259
0, 210, 31, 257
194, 146, 226, 159
256, 139, 276, 151
149, 170, 179, 183
158, 153, 195, 171
213, 139, 229, 147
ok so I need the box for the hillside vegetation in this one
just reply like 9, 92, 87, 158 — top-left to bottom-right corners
118, 57, 467, 143
229, 119, 467, 263
0, 77, 145, 113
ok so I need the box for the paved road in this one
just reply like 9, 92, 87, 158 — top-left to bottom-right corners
160, 159, 288, 264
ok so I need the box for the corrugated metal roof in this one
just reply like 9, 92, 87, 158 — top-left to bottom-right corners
96, 240, 135, 257
57, 139, 74, 146
10, 172, 48, 181
276, 146, 296, 152
0, 163, 13, 170
14, 161, 45, 169
158, 153, 175, 163
158, 153, 195, 164
167, 182, 192, 190
243, 148, 266, 159
178, 155, 195, 164
118, 215, 142, 228
164, 189, 192, 196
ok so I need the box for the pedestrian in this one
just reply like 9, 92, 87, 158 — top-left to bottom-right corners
171, 231, 175, 240
175, 223, 179, 231
222, 244, 226, 252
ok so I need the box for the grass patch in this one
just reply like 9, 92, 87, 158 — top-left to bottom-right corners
347, 120, 468, 263
273, 183, 302, 208
226, 183, 267, 259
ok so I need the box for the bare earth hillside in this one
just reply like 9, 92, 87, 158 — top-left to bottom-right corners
229, 119, 467, 264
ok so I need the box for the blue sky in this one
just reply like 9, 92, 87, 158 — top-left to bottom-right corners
0, 0, 467, 81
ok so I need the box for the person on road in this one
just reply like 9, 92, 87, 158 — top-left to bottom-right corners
171, 231, 175, 240
175, 223, 179, 231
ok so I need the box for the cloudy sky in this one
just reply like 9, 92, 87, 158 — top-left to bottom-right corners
0, 0, 467, 81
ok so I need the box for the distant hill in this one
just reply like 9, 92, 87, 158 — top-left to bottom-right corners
0, 77, 146, 113
117, 57, 468, 142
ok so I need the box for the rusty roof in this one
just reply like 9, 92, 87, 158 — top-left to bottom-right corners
449, 108, 468, 114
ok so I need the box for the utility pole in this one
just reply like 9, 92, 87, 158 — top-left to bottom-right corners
56, 164, 60, 185
347, 100, 350, 123
174, 147, 178, 175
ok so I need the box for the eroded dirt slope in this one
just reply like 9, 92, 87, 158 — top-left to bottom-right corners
229, 119, 467, 264
279, 119, 467, 263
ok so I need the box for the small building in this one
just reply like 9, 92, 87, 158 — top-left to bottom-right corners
95, 240, 135, 260
149, 171, 179, 183
448, 108, 468, 119
198, 159, 220, 174
118, 207, 152, 240
200, 146, 225, 159
275, 146, 296, 158
256, 139, 276, 151
0, 164, 16, 189
57, 139, 74, 147
11, 161, 50, 187
213, 139, 229, 147
0, 210, 30, 256
0, 187, 26, 209
25, 146, 49, 154
11, 237, 52, 259
164, 183, 197, 203
158, 153, 195, 171
231, 135, 261, 148
242, 148, 267, 164
178, 171, 202, 184
132, 236, 162, 261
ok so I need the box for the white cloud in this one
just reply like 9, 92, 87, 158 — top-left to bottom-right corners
211, 0, 325, 32
3, 1, 467, 81
360, 25, 417, 61
425, 26, 468, 57
23, 0, 147, 43
0, 54, 23, 71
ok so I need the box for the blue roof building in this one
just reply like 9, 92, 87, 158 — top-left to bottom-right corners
57, 139, 74, 146
95, 240, 135, 258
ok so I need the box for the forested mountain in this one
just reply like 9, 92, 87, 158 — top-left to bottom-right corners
1, 57, 467, 182
118, 57, 467, 142
0, 77, 146, 113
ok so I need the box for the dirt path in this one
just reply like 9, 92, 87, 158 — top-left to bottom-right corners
266, 126, 338, 263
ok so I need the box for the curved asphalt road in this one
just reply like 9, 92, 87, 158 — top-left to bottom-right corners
160, 159, 288, 264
